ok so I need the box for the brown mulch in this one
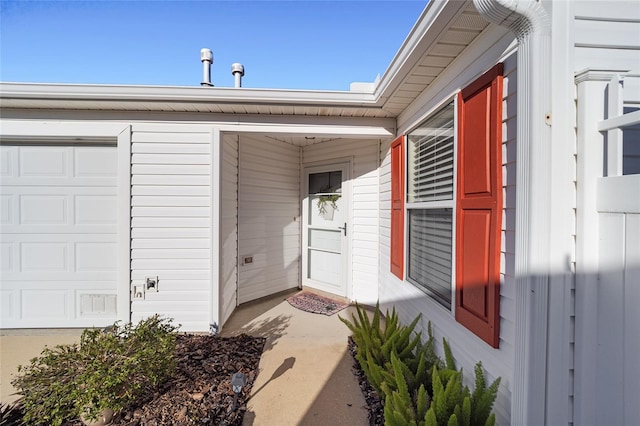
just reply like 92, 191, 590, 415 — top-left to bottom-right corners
347, 336, 384, 426
102, 333, 266, 426
2, 333, 383, 426
2, 333, 266, 426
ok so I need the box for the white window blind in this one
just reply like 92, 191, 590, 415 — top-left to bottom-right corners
407, 104, 455, 203
408, 209, 453, 308
406, 101, 455, 309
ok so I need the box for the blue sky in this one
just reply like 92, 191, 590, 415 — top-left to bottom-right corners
0, 1, 426, 90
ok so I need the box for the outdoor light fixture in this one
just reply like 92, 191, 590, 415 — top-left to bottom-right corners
231, 372, 247, 411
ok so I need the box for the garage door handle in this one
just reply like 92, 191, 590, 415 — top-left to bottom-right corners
338, 223, 347, 236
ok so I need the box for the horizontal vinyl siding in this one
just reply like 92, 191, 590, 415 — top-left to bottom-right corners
302, 138, 380, 303
378, 52, 517, 426
129, 126, 212, 331
220, 134, 239, 327
237, 135, 300, 304
574, 3, 640, 73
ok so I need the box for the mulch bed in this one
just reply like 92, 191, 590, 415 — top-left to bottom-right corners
348, 336, 384, 426
2, 333, 382, 426
2, 334, 265, 426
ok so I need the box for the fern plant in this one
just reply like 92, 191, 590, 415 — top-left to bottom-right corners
340, 302, 424, 396
341, 303, 502, 426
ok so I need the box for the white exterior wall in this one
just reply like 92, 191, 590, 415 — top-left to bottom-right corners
129, 124, 213, 332
378, 33, 518, 425
302, 138, 380, 303
237, 135, 301, 304
574, 2, 640, 73
220, 133, 239, 326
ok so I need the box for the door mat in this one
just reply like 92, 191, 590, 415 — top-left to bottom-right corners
286, 291, 349, 316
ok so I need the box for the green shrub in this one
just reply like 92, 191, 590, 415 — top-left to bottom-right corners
11, 315, 178, 426
340, 302, 431, 397
341, 303, 501, 426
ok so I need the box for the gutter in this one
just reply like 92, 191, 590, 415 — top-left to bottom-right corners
0, 82, 378, 108
473, 0, 552, 424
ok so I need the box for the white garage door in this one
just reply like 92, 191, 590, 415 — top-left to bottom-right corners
0, 145, 119, 328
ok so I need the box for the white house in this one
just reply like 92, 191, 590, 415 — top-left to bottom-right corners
1, 1, 638, 424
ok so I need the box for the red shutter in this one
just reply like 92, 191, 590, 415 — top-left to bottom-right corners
455, 64, 503, 348
390, 135, 405, 280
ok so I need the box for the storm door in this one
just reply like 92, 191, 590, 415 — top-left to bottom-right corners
301, 162, 349, 297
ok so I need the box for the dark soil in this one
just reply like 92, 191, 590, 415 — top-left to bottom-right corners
347, 336, 384, 426
2, 334, 382, 426
2, 334, 266, 426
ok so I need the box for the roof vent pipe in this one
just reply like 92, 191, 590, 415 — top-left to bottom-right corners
200, 48, 214, 87
231, 63, 245, 88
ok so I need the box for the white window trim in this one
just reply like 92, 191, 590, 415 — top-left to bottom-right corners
404, 96, 458, 312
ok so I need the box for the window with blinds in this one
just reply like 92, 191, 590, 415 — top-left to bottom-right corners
407, 103, 455, 203
406, 101, 455, 308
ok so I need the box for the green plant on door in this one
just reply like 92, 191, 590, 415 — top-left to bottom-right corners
316, 185, 340, 216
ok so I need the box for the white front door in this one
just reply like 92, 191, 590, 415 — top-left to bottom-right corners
302, 162, 349, 297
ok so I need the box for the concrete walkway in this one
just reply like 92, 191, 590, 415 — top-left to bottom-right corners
1, 329, 84, 404
1, 289, 369, 425
221, 289, 368, 425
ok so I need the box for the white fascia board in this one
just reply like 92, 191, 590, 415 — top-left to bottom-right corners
216, 123, 393, 138
0, 82, 377, 107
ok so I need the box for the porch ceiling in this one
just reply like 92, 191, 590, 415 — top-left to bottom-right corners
0, 3, 488, 121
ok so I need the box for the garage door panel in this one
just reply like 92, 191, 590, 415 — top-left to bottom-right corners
1, 186, 116, 195
0, 145, 119, 328
0, 189, 116, 232
76, 243, 118, 271
21, 242, 69, 271
1, 290, 15, 320
0, 147, 14, 177
0, 176, 117, 187
1, 225, 116, 234
2, 283, 118, 324
1, 195, 13, 224
1, 144, 116, 186
21, 290, 69, 319
5, 242, 117, 273
1, 234, 118, 243
74, 147, 117, 177
21, 195, 68, 225
0, 145, 117, 179
75, 195, 117, 224
19, 147, 68, 177
1, 242, 13, 272
3, 280, 118, 290
2, 270, 118, 281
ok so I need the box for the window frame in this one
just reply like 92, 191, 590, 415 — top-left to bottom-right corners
404, 97, 458, 311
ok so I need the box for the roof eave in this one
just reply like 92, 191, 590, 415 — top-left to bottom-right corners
0, 82, 378, 108
373, 0, 470, 103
